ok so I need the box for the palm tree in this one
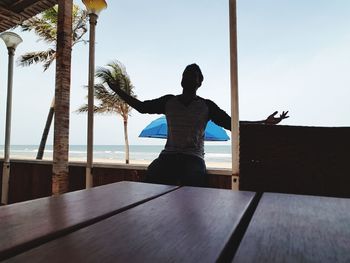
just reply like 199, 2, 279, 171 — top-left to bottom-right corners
77, 61, 135, 164
52, 0, 73, 195
17, 4, 88, 159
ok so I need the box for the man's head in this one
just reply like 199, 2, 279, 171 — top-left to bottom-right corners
181, 64, 204, 91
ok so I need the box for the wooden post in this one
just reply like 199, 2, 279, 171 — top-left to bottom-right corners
52, 0, 73, 195
229, 0, 240, 190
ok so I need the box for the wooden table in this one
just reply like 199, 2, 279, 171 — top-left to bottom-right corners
5, 183, 348, 263
0, 181, 176, 261
2, 184, 256, 263
232, 192, 350, 263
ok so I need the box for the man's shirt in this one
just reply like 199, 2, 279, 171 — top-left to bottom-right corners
140, 95, 231, 159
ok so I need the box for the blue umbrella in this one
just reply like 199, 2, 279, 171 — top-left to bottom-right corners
139, 116, 230, 141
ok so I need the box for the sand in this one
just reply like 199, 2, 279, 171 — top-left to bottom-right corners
8, 155, 232, 169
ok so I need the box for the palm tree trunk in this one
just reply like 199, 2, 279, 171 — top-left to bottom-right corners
52, 0, 72, 195
36, 97, 55, 160
123, 119, 130, 164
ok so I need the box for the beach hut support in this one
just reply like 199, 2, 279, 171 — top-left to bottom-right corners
229, 0, 240, 190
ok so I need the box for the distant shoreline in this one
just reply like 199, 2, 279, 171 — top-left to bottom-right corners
1, 145, 232, 168
7, 155, 232, 169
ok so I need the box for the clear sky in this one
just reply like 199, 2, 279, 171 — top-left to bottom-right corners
0, 0, 349, 146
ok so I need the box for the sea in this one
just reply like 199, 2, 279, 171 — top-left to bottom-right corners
0, 145, 232, 164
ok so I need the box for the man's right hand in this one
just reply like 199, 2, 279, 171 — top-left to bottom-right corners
106, 79, 118, 93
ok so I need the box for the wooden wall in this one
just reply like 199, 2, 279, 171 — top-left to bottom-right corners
0, 160, 231, 204
239, 125, 350, 198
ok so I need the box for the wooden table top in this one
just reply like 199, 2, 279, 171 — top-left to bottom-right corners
0, 181, 176, 261
232, 192, 350, 263
7, 183, 348, 263
5, 186, 256, 263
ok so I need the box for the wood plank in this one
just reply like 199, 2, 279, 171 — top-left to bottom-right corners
239, 125, 350, 198
5, 187, 256, 263
0, 0, 57, 33
0, 181, 176, 260
232, 193, 350, 263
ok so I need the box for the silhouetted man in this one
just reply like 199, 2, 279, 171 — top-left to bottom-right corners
107, 63, 288, 186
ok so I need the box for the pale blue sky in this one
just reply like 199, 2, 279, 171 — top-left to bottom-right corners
0, 0, 349, 146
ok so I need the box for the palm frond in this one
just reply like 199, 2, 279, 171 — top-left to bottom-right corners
76, 104, 89, 113
21, 16, 57, 44
17, 49, 56, 71
77, 61, 135, 119
72, 8, 88, 45
41, 5, 58, 25
76, 104, 115, 114
19, 4, 88, 55
43, 53, 57, 71
94, 84, 121, 103
96, 60, 136, 96
76, 104, 114, 114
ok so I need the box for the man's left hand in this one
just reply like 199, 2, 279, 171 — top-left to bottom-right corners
265, 111, 289, 125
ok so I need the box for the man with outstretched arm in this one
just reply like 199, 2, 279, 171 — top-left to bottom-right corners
107, 63, 289, 186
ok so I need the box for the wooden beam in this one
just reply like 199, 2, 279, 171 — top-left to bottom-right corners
10, 0, 48, 12
229, 0, 240, 190
0, 6, 23, 20
0, 0, 57, 33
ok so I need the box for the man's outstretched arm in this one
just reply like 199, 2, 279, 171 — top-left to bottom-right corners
107, 80, 172, 114
107, 80, 145, 112
207, 100, 289, 130
240, 111, 289, 125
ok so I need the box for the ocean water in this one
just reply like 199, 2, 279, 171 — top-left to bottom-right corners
0, 145, 232, 164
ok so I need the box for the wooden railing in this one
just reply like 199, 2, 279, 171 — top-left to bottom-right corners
1, 124, 349, 204
0, 159, 231, 204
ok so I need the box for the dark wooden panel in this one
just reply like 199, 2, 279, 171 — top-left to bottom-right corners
207, 174, 232, 189
0, 0, 57, 33
0, 160, 151, 204
93, 166, 147, 186
7, 187, 256, 263
8, 162, 52, 203
0, 160, 3, 201
240, 125, 350, 198
1, 159, 231, 204
67, 165, 85, 192
0, 181, 176, 261
232, 192, 350, 263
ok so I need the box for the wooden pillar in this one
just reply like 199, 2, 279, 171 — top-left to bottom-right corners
52, 0, 73, 195
229, 0, 240, 190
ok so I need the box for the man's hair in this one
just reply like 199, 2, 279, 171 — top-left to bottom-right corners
183, 64, 204, 82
